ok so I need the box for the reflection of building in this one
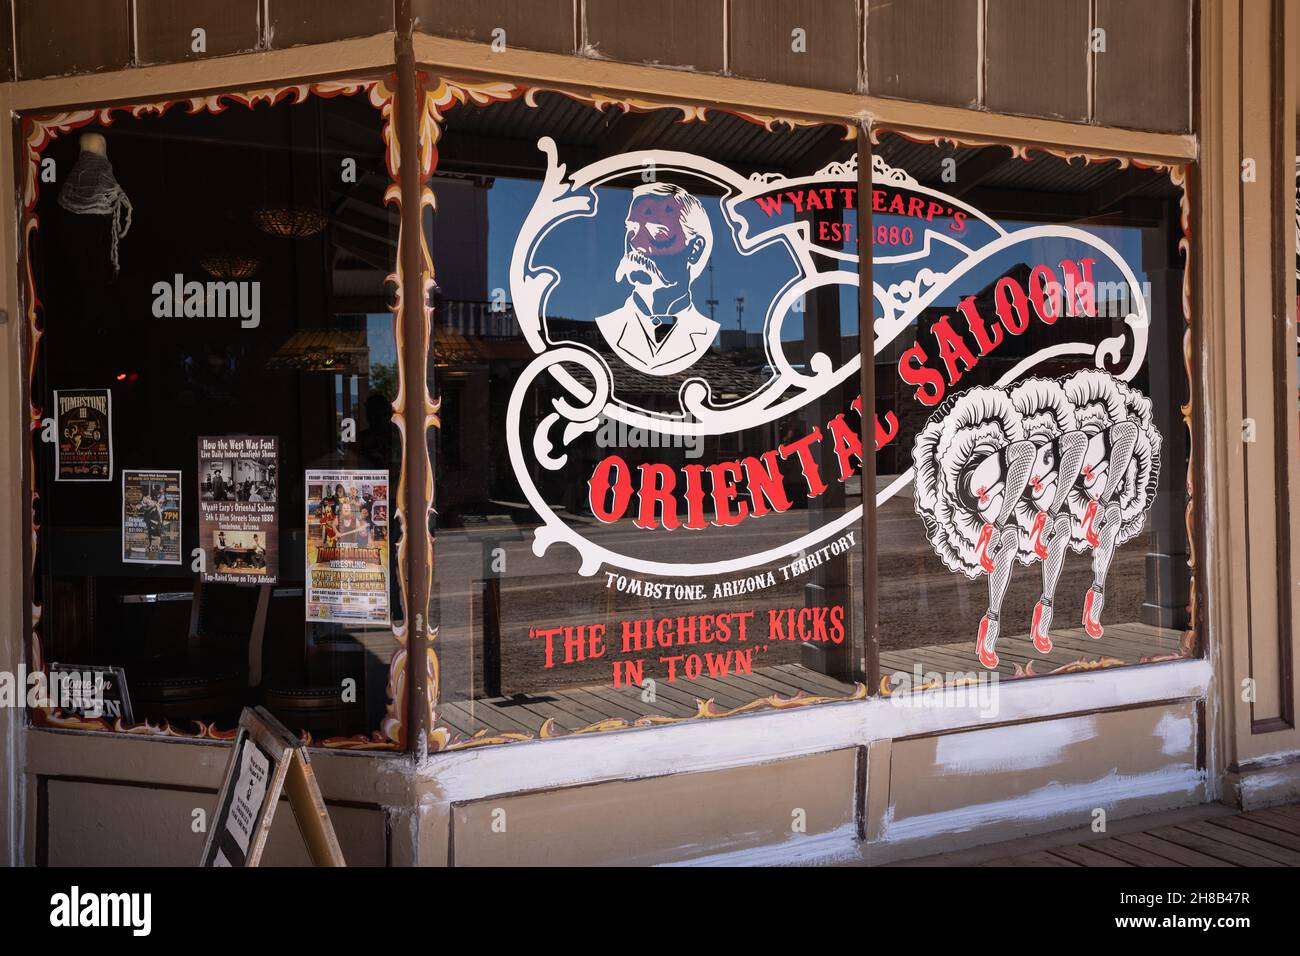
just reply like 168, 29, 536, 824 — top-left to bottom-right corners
877, 264, 1140, 475
432, 307, 778, 518
266, 329, 371, 375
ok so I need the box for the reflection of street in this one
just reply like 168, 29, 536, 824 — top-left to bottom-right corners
876, 493, 1160, 654
538, 491, 865, 565
435, 502, 865, 709
439, 662, 860, 741
432, 480, 1182, 739
880, 622, 1182, 686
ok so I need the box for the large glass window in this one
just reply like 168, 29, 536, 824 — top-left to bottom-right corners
870, 132, 1193, 687
423, 90, 1196, 747
427, 91, 868, 742
26, 86, 404, 744
20, 77, 1199, 752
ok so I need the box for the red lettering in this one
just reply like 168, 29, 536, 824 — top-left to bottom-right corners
740, 451, 793, 517
634, 462, 678, 530
931, 314, 979, 385
1029, 264, 1061, 324
708, 461, 750, 527
588, 455, 634, 522
875, 410, 899, 450
957, 295, 1003, 355
777, 428, 829, 497
898, 342, 946, 406
681, 463, 709, 529
612, 659, 643, 688
995, 276, 1031, 335
825, 412, 863, 481
1059, 257, 1097, 316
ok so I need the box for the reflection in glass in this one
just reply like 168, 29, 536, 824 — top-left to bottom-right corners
871, 133, 1191, 687
31, 91, 402, 740
428, 93, 867, 741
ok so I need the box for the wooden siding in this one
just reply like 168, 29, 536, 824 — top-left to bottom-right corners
3, 1, 1193, 134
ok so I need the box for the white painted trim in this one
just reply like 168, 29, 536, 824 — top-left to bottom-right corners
876, 765, 1205, 844
1232, 766, 1300, 809
661, 821, 861, 867
421, 657, 1211, 802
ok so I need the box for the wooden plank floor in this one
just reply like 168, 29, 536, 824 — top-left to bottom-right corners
438, 619, 1182, 740
880, 620, 1184, 682
440, 662, 861, 739
896, 803, 1300, 867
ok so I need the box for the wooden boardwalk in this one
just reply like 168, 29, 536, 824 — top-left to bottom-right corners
897, 803, 1300, 867
438, 620, 1182, 740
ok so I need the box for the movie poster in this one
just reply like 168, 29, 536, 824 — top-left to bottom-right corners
122, 470, 181, 565
54, 388, 112, 481
305, 469, 390, 624
198, 435, 278, 584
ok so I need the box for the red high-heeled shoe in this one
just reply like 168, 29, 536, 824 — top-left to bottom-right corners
1031, 600, 1053, 653
1082, 586, 1104, 639
976, 615, 1000, 669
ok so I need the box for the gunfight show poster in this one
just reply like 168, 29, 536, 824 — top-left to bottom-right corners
121, 469, 181, 565
54, 388, 112, 481
305, 469, 390, 624
198, 435, 279, 584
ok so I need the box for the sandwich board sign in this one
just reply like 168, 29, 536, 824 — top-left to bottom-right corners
201, 706, 345, 867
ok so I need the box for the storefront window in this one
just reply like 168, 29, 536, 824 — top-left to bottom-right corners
20, 77, 1199, 753
417, 85, 1197, 747
871, 131, 1194, 687
26, 84, 406, 745
427, 88, 868, 743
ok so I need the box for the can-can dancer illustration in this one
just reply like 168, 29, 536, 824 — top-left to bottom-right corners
1061, 370, 1161, 640
913, 371, 1161, 669
913, 387, 1036, 670
1009, 379, 1088, 654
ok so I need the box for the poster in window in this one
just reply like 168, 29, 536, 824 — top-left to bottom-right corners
305, 469, 390, 624
121, 468, 182, 565
54, 388, 112, 481
198, 435, 278, 584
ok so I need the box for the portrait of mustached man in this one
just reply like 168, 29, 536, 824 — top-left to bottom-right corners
595, 182, 721, 376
